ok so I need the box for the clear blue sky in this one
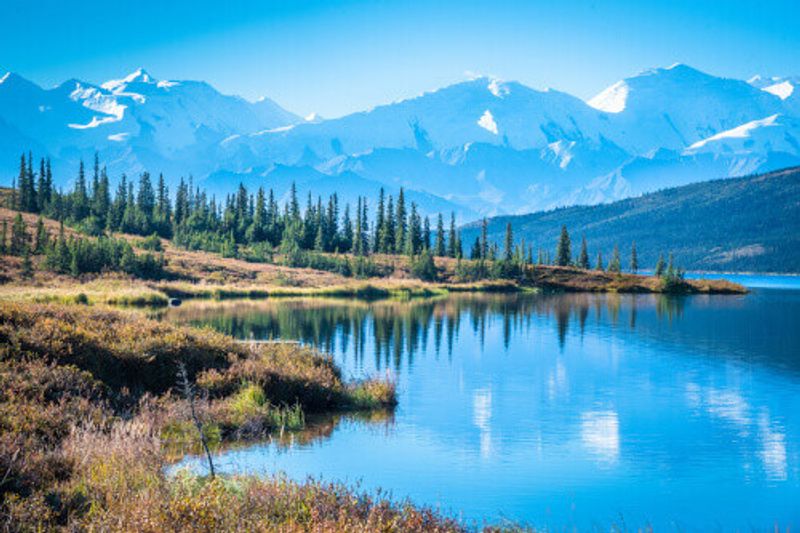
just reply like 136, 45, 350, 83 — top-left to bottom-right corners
2, 0, 799, 117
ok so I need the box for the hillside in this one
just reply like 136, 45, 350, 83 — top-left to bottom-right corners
462, 166, 800, 273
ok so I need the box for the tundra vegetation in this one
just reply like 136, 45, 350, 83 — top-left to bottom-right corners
0, 302, 500, 532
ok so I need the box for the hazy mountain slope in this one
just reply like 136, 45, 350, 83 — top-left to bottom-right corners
462, 166, 800, 273
202, 164, 478, 221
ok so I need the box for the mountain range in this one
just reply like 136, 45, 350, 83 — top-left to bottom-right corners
1, 64, 799, 219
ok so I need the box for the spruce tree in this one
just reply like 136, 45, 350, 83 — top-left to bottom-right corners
503, 222, 513, 261
34, 217, 47, 253
577, 236, 590, 269
352, 197, 363, 256
326, 194, 338, 251
609, 244, 621, 273
596, 251, 604, 271
93, 167, 111, 227
289, 182, 301, 224
655, 253, 666, 277
435, 214, 445, 257
374, 188, 385, 253
470, 237, 481, 259
55, 223, 70, 273
72, 160, 89, 220
17, 155, 30, 212
10, 213, 28, 255
447, 212, 457, 258
666, 252, 675, 278
341, 204, 353, 252
37, 158, 47, 213
630, 241, 639, 273
405, 203, 421, 255
44, 158, 53, 209
395, 188, 406, 253
137, 172, 156, 230
250, 187, 267, 242
20, 246, 33, 278
383, 196, 395, 253
0, 221, 7, 254
155, 173, 171, 234
314, 222, 324, 251
555, 225, 571, 266
174, 178, 188, 226
91, 152, 100, 212
480, 217, 488, 260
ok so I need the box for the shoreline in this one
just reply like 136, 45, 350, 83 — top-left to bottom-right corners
0, 269, 747, 308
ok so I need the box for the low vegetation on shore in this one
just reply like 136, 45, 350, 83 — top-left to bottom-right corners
0, 203, 745, 308
0, 302, 461, 532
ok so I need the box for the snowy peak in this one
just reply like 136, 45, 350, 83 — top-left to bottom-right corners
765, 80, 795, 100
487, 77, 510, 98
124, 67, 154, 84
588, 63, 711, 113
587, 80, 629, 113
588, 63, 787, 152
102, 67, 155, 91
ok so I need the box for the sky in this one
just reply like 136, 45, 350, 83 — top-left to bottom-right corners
1, 0, 799, 118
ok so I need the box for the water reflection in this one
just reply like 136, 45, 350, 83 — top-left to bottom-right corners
161, 291, 795, 375
167, 290, 800, 529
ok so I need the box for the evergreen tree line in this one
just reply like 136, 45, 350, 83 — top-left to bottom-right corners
5, 154, 474, 280
7, 154, 471, 258
551, 225, 684, 282
5, 153, 682, 283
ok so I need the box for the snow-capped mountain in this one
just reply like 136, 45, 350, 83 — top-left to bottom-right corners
1, 64, 798, 218
589, 64, 785, 153
0, 68, 300, 179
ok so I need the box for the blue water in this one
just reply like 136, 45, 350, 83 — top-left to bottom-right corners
170, 281, 800, 530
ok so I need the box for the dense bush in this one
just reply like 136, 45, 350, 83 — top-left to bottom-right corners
410, 249, 437, 281
43, 231, 166, 279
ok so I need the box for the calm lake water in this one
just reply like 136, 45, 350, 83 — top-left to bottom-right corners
168, 275, 800, 530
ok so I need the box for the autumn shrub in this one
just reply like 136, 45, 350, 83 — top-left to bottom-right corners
0, 302, 414, 532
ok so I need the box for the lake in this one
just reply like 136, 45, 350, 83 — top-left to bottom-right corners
168, 275, 800, 530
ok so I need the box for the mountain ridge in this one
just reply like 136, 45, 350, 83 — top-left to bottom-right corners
1, 65, 799, 219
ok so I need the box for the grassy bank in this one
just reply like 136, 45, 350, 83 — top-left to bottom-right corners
0, 266, 743, 310
0, 302, 474, 532
0, 207, 746, 310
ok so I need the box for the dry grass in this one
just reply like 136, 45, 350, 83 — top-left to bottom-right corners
527, 265, 747, 294
27, 412, 466, 532
0, 301, 439, 531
